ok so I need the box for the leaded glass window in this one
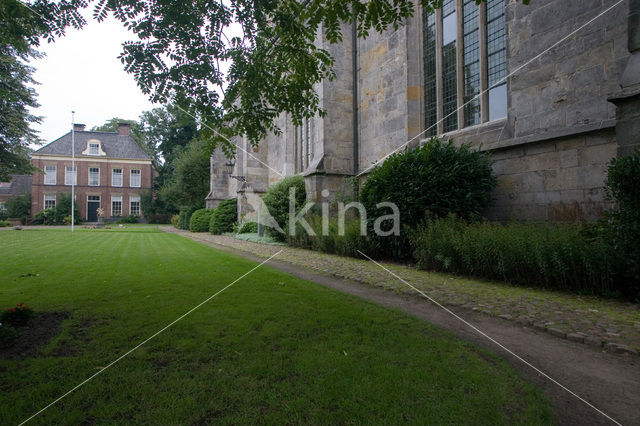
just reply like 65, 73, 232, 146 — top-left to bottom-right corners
423, 12, 437, 136
423, 0, 508, 133
487, 0, 507, 121
463, 0, 481, 127
441, 0, 458, 133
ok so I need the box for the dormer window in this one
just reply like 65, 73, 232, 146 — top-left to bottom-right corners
83, 139, 105, 156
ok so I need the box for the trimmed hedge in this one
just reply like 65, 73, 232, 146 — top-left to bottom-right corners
360, 138, 496, 259
210, 198, 237, 234
190, 208, 215, 232
262, 175, 306, 241
147, 213, 172, 224
178, 206, 199, 230
605, 147, 640, 300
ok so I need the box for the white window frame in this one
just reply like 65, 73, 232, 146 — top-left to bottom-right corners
44, 165, 56, 185
44, 194, 56, 210
130, 169, 141, 188
130, 195, 141, 216
111, 195, 123, 217
89, 143, 100, 155
65, 166, 77, 186
89, 167, 100, 186
0, 202, 6, 212
112, 168, 123, 187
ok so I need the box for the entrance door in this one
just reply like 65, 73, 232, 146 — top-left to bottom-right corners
87, 196, 100, 222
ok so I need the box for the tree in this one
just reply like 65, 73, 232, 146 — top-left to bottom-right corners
139, 104, 198, 166
0, 44, 40, 181
6, 0, 530, 156
160, 138, 210, 209
1, 0, 90, 180
91, 117, 153, 158
5, 192, 30, 219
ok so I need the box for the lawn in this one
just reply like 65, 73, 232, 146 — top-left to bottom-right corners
0, 229, 551, 424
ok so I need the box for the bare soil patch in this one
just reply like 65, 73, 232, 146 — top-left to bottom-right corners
1, 312, 70, 360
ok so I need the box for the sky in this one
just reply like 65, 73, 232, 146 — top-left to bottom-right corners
30, 14, 157, 144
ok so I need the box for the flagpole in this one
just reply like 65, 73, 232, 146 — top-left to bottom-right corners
71, 111, 75, 233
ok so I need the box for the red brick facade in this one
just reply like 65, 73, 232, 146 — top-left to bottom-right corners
31, 125, 154, 221
30, 158, 153, 220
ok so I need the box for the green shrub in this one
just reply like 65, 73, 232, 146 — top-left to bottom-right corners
54, 192, 81, 225
360, 138, 496, 259
411, 216, 619, 297
237, 221, 258, 234
33, 209, 55, 225
190, 208, 215, 232
178, 206, 199, 230
287, 213, 375, 258
171, 214, 180, 228
6, 192, 30, 218
0, 220, 10, 227
0, 323, 17, 348
210, 198, 237, 234
147, 214, 172, 224
1, 303, 34, 327
262, 176, 306, 241
605, 148, 640, 300
32, 193, 81, 225
118, 215, 139, 224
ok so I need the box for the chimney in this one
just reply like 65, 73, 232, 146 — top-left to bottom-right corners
117, 122, 131, 136
73, 123, 86, 131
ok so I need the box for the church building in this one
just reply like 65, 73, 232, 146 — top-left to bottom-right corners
207, 0, 640, 223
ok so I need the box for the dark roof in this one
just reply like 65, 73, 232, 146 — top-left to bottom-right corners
0, 175, 31, 196
34, 130, 152, 161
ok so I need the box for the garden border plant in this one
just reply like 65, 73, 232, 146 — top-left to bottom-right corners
209, 198, 238, 234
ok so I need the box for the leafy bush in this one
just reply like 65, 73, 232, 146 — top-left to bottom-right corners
237, 221, 258, 234
1, 303, 34, 327
605, 148, 640, 300
411, 216, 620, 297
0, 323, 17, 348
0, 220, 10, 227
190, 208, 215, 232
33, 208, 56, 225
54, 192, 81, 225
171, 214, 180, 228
360, 138, 496, 259
6, 192, 30, 219
287, 213, 375, 258
178, 206, 199, 230
210, 198, 238, 234
262, 176, 306, 241
32, 193, 81, 225
118, 215, 139, 224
